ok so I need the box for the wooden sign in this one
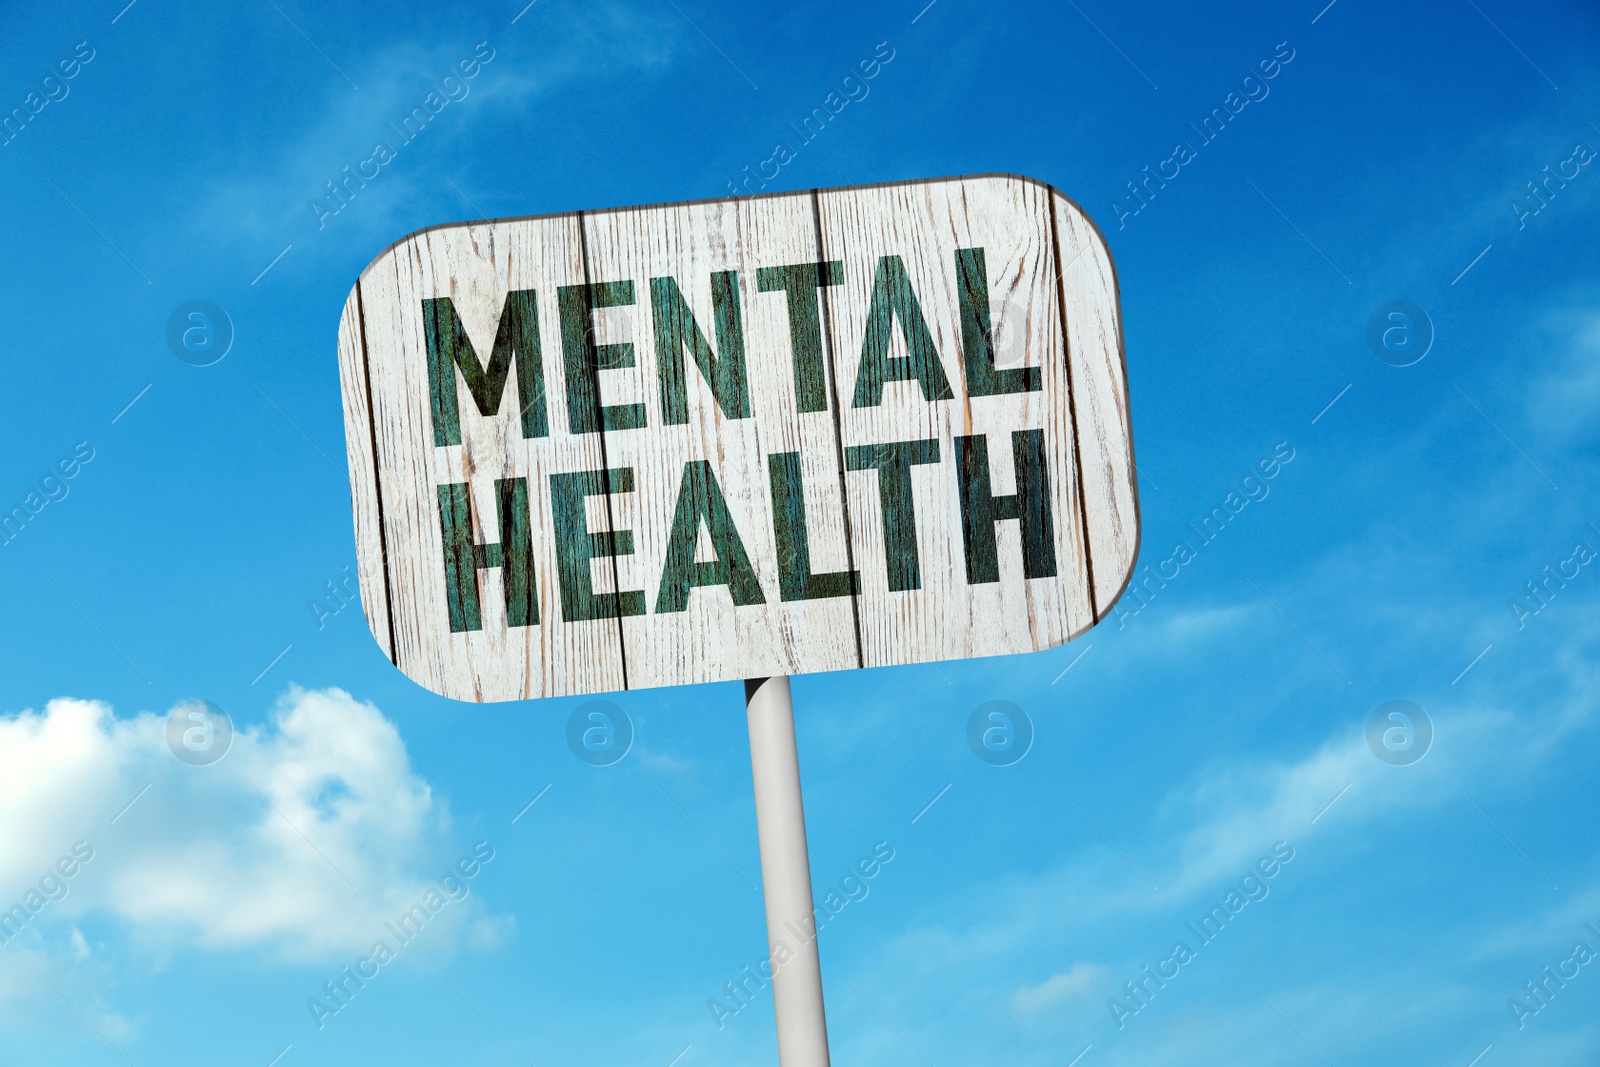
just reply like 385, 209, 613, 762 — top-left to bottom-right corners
336, 173, 1137, 702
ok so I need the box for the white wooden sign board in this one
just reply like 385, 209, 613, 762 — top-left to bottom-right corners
336, 173, 1138, 702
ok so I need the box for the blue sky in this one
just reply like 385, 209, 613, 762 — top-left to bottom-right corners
1, 0, 1599, 1063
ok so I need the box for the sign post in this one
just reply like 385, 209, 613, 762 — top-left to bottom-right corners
335, 173, 1136, 1065
746, 675, 830, 1067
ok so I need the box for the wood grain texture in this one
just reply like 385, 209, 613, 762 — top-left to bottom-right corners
815, 175, 1093, 667
1050, 190, 1139, 621
348, 214, 627, 701
337, 173, 1137, 701
335, 286, 394, 661
580, 192, 861, 688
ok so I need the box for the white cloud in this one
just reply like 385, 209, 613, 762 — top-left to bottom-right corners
1012, 962, 1111, 1014
0, 687, 502, 975
634, 742, 698, 775
1136, 602, 1255, 649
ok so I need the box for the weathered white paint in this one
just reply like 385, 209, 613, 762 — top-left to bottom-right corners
336, 174, 1137, 701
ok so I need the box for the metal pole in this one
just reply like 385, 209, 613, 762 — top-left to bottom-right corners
744, 675, 831, 1067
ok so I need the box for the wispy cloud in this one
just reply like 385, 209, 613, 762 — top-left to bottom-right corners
1522, 309, 1600, 451
192, 3, 682, 256
1012, 962, 1111, 1014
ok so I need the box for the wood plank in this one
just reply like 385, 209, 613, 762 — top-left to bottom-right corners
1050, 189, 1139, 621
336, 286, 394, 662
814, 174, 1095, 668
578, 192, 861, 688
349, 217, 627, 701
